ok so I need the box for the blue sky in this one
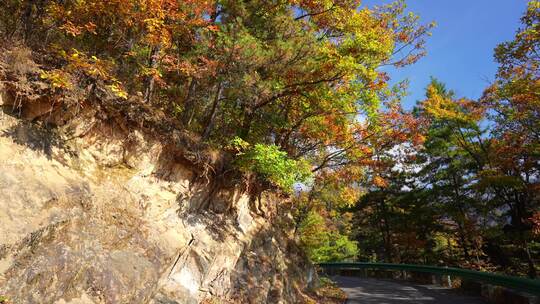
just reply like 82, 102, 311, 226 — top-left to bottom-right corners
363, 0, 528, 109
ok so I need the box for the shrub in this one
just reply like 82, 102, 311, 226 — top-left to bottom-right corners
231, 137, 312, 193
298, 211, 358, 263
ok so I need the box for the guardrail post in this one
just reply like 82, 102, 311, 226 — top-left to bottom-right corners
445, 266, 452, 287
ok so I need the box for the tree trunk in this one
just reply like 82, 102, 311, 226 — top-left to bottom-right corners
22, 0, 41, 42
523, 242, 537, 278
143, 46, 160, 103
202, 82, 223, 140
457, 221, 471, 260
239, 110, 254, 139
182, 79, 198, 127
378, 199, 393, 263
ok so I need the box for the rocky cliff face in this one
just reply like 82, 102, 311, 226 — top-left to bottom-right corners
0, 72, 313, 303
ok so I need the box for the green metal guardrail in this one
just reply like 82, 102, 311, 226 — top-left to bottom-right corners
318, 262, 540, 295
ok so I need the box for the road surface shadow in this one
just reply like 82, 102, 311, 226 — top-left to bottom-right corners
333, 276, 487, 304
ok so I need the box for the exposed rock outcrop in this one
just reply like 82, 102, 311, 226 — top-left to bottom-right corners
0, 77, 314, 303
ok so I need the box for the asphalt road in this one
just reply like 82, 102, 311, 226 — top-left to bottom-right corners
333, 276, 486, 304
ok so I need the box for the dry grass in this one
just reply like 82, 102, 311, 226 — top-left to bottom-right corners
3, 45, 39, 76
301, 277, 347, 304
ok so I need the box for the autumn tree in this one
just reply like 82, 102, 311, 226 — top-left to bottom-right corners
480, 0, 540, 277
0, 0, 435, 194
